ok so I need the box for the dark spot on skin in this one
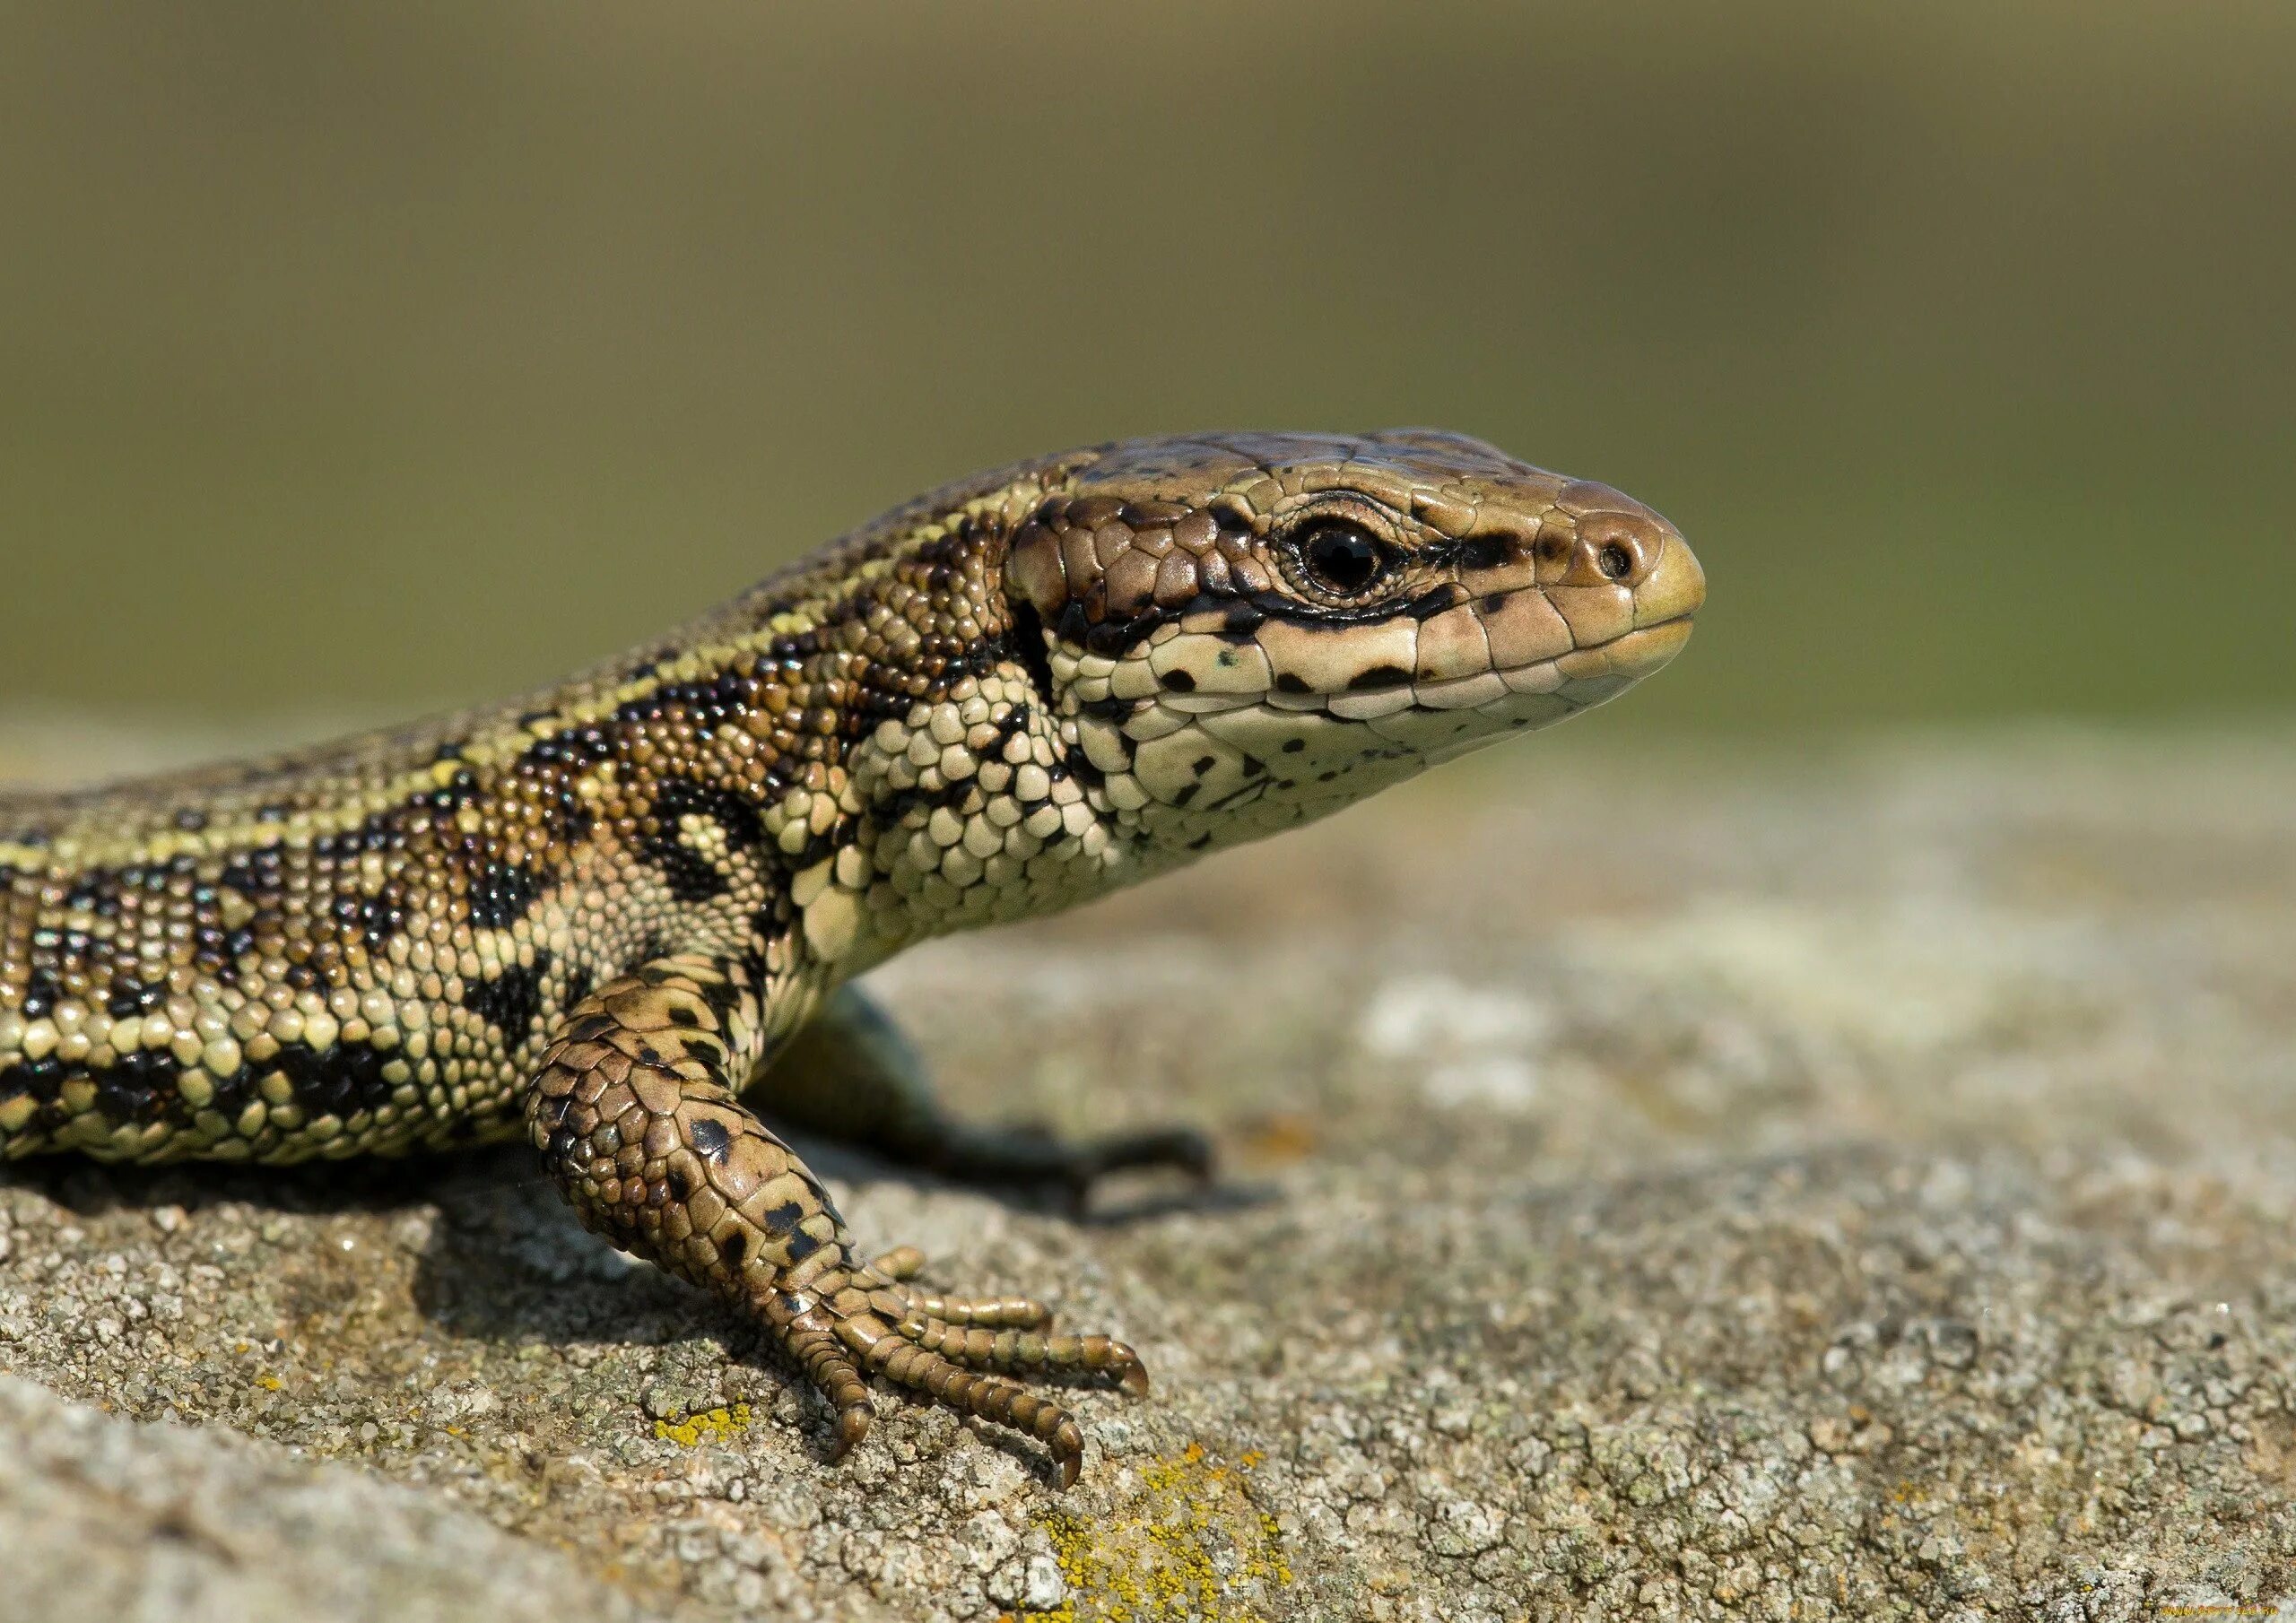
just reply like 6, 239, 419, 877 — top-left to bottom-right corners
1210, 501, 1257, 534
467, 862, 540, 930
1219, 603, 1265, 640
270, 1038, 397, 1122
105, 980, 162, 1020
1460, 535, 1511, 571
648, 777, 765, 864
667, 1167, 692, 1200
1160, 668, 1196, 693
1348, 664, 1413, 691
721, 1231, 748, 1265
1172, 784, 1201, 808
783, 1228, 823, 1263
1240, 755, 1268, 777
1275, 673, 1312, 695
645, 841, 733, 905
19, 970, 61, 1020
688, 1118, 731, 1163
760, 1200, 804, 1235
3, 1056, 65, 1139
1083, 620, 1134, 658
693, 973, 746, 1021
95, 1061, 172, 1126
1282, 738, 1306, 753
1193, 756, 1216, 776
462, 955, 552, 1045
565, 1013, 616, 1046
1405, 585, 1465, 620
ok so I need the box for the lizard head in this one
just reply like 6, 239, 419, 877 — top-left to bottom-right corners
999, 430, 1704, 849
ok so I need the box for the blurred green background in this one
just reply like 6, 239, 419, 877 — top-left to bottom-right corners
0, 2, 2289, 735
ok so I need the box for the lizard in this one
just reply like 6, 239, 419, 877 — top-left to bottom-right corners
0, 430, 1704, 1487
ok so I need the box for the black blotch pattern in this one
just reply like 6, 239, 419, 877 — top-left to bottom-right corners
640, 777, 765, 903
1219, 603, 1265, 640
462, 954, 552, 1046
1406, 583, 1467, 620
650, 779, 766, 853
688, 1117, 731, 1163
647, 844, 733, 904
468, 862, 541, 930
92, 1049, 180, 1125
105, 979, 163, 1020
1348, 664, 1413, 691
273, 1039, 398, 1123
1005, 599, 1060, 703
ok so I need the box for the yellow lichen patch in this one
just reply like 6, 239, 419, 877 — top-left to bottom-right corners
1018, 1442, 1292, 1623
651, 1402, 752, 1447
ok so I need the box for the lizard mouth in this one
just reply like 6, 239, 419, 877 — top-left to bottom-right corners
1565, 613, 1697, 679
1294, 611, 1695, 721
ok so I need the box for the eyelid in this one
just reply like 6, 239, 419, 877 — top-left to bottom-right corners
1273, 495, 1405, 548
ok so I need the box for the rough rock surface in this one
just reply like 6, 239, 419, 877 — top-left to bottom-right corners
4, 721, 2295, 1621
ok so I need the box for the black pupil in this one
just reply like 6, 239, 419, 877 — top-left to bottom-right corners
1305, 525, 1381, 594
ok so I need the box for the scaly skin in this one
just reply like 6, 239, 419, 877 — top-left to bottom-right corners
0, 430, 1704, 1485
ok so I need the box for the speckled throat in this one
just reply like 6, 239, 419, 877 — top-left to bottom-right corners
0, 430, 1704, 1484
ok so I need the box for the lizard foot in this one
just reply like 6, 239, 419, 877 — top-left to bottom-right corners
770, 1246, 1147, 1488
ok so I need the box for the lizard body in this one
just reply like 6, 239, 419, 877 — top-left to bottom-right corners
0, 430, 1704, 1483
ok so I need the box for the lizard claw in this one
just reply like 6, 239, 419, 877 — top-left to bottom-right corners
769, 1248, 1147, 1488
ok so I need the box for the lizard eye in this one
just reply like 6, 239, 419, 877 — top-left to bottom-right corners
1292, 520, 1393, 599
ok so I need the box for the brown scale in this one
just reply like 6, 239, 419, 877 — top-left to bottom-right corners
0, 430, 1705, 1483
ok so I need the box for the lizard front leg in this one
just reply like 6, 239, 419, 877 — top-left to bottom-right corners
762, 983, 1212, 1210
523, 953, 1144, 1487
